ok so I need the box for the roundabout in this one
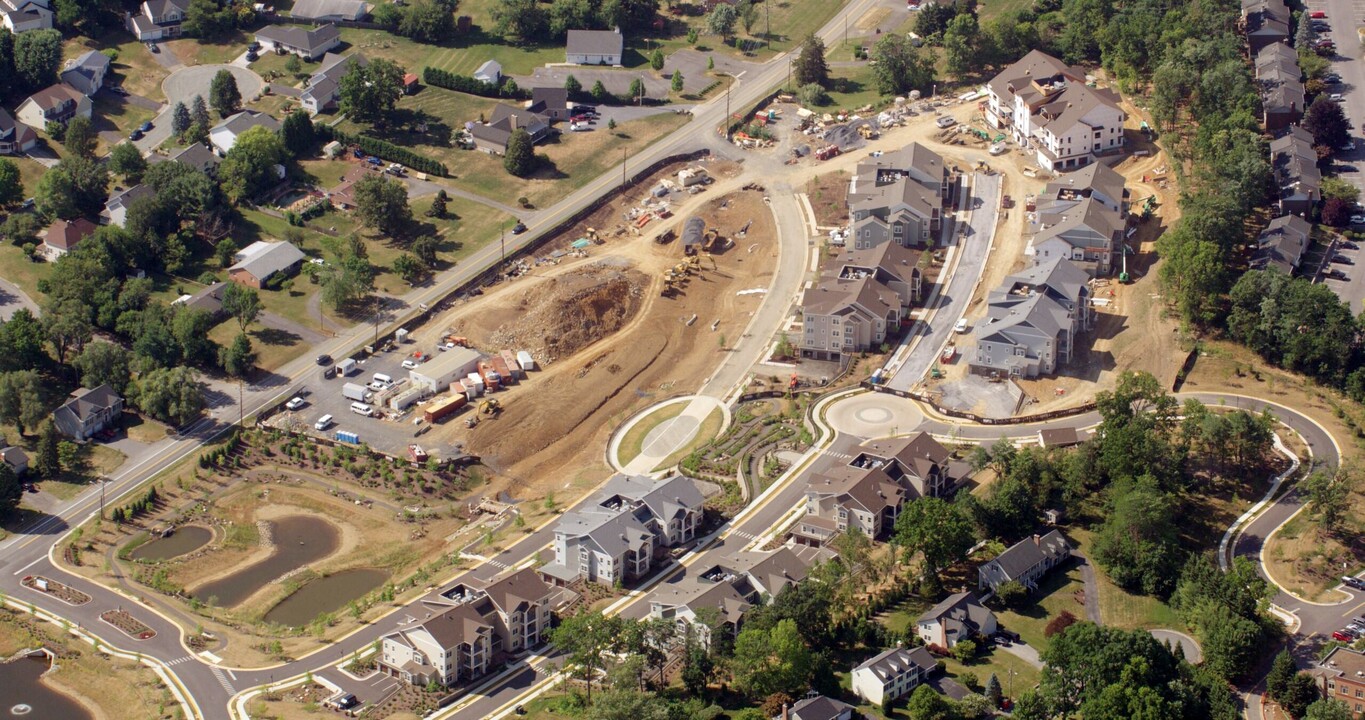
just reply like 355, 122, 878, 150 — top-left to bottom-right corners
608, 395, 730, 474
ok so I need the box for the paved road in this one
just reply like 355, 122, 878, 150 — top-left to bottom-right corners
0, 276, 38, 320
885, 172, 1001, 391
135, 65, 264, 154
1313, 0, 1365, 313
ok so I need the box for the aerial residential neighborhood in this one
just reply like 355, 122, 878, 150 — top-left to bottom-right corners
0, 0, 1362, 719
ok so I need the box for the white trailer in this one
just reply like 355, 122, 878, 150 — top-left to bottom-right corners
337, 358, 358, 376
516, 350, 536, 372
342, 383, 370, 402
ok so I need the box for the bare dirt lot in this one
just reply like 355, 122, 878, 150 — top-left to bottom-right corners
419, 188, 778, 497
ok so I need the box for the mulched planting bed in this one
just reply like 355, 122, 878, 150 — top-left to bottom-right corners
99, 609, 156, 640
21, 575, 92, 606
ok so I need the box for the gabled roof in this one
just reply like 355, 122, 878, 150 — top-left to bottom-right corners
1254, 214, 1312, 274
414, 603, 493, 650
995, 256, 1091, 307
171, 142, 221, 170
1034, 196, 1124, 250
56, 384, 121, 421
802, 275, 900, 319
229, 240, 305, 281
106, 183, 155, 212
789, 695, 855, 720
488, 103, 550, 137
0, 107, 35, 144
61, 50, 110, 92
480, 567, 551, 616
916, 591, 994, 637
44, 217, 96, 251
531, 86, 567, 109
827, 241, 923, 289
986, 530, 1071, 582
255, 23, 340, 54
144, 0, 189, 17
1048, 162, 1127, 210
474, 60, 501, 78
23, 83, 85, 113
853, 645, 936, 679
566, 28, 623, 57
212, 109, 281, 139
807, 464, 906, 514
175, 282, 226, 314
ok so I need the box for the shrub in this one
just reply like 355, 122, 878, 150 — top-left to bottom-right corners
1045, 610, 1079, 638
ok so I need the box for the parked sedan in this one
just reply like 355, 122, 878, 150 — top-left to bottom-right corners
129, 129, 143, 140
1343, 575, 1365, 590
1349, 214, 1365, 224
1335, 255, 1355, 265
138, 120, 153, 133
402, 359, 419, 369
285, 397, 306, 410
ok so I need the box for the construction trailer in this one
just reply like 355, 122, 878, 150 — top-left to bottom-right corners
499, 350, 524, 380
489, 354, 515, 384
336, 358, 358, 376
458, 377, 479, 400
682, 216, 706, 256
389, 385, 428, 411
477, 360, 502, 391
409, 347, 482, 393
516, 351, 536, 372
423, 394, 467, 424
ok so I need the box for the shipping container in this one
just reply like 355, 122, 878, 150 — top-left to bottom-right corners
499, 350, 524, 380
389, 385, 427, 411
466, 373, 485, 394
459, 377, 477, 400
337, 358, 358, 376
423, 394, 467, 423
517, 351, 536, 372
342, 383, 370, 402
489, 355, 514, 385
478, 361, 502, 391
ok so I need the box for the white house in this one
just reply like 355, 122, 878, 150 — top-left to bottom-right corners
16, 84, 91, 130
915, 592, 997, 648
473, 59, 501, 85
254, 23, 341, 61
299, 52, 363, 114
60, 50, 111, 96
0, 0, 52, 32
209, 110, 281, 155
850, 646, 938, 706
566, 28, 623, 65
125, 0, 189, 40
102, 184, 154, 228
985, 50, 1126, 172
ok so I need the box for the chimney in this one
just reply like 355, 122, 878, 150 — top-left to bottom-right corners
509, 113, 518, 131
1032, 534, 1042, 546
781, 703, 789, 720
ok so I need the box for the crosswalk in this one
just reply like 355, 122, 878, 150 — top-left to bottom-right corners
209, 665, 236, 695
825, 451, 853, 462
729, 530, 757, 540
166, 655, 195, 667
485, 558, 510, 570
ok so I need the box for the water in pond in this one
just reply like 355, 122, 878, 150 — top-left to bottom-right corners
262, 568, 388, 627
192, 516, 340, 608
0, 655, 94, 720
129, 526, 213, 561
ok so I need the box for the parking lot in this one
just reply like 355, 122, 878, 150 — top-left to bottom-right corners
1312, 0, 1365, 312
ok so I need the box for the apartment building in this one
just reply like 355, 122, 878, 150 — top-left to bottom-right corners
847, 142, 953, 250
969, 257, 1094, 378
799, 241, 922, 361
985, 50, 1126, 171
1315, 646, 1365, 717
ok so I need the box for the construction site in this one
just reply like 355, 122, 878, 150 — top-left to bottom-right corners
395, 171, 779, 496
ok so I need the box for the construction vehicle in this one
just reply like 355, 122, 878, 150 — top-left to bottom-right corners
480, 398, 501, 416
700, 251, 716, 270
656, 228, 676, 244
857, 124, 877, 139
702, 227, 720, 252
443, 335, 469, 347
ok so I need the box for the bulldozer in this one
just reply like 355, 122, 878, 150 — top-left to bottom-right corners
480, 398, 502, 416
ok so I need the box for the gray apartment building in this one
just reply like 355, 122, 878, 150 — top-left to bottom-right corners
847, 142, 953, 250
800, 242, 922, 361
969, 257, 1094, 378
1029, 162, 1128, 276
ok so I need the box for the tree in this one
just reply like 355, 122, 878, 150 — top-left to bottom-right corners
171, 101, 191, 137
870, 33, 934, 95
34, 157, 109, 221
706, 3, 737, 39
353, 174, 413, 235
984, 674, 1002, 707
0, 309, 46, 371
607, 117, 617, 131
398, 0, 455, 42
73, 343, 132, 394
219, 332, 255, 378
731, 619, 811, 698
1092, 478, 1182, 596
34, 420, 60, 478
191, 95, 211, 129
943, 12, 982, 77
892, 495, 975, 588
218, 125, 288, 200
393, 253, 424, 284
209, 69, 241, 117
793, 34, 829, 87
41, 297, 92, 365
220, 283, 261, 333
737, 0, 757, 33
1045, 610, 1079, 638
1266, 649, 1297, 701
672, 69, 684, 93
1193, 602, 1261, 680
107, 142, 148, 184
426, 189, 448, 219
915, 3, 957, 40
798, 82, 829, 106
172, 307, 217, 367
680, 628, 713, 697
0, 370, 44, 435
280, 110, 316, 157
63, 115, 96, 158
0, 158, 21, 207
411, 235, 440, 267
905, 683, 955, 720
1282, 673, 1322, 719
183, 0, 235, 37
1306, 699, 1356, 720
549, 613, 625, 702
14, 29, 61, 92
504, 128, 536, 177
591, 79, 610, 103
1304, 467, 1356, 533
1, 213, 41, 247
318, 252, 375, 310
650, 47, 664, 71
564, 74, 582, 97
954, 638, 978, 663
129, 366, 205, 427
491, 0, 548, 42
0, 462, 19, 518
1304, 96, 1350, 152
629, 76, 646, 103
339, 58, 404, 126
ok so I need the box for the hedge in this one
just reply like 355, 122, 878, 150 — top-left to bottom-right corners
422, 66, 529, 100
325, 126, 449, 177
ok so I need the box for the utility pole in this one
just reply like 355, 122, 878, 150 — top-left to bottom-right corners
99, 477, 105, 519
500, 222, 506, 264
765, 0, 770, 49
237, 377, 244, 428
372, 295, 380, 348
621, 147, 627, 191
725, 83, 731, 141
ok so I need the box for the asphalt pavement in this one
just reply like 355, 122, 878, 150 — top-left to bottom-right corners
1312, 0, 1365, 313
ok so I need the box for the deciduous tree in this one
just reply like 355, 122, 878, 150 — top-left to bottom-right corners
108, 142, 148, 184
1305, 96, 1350, 152
221, 282, 261, 333
73, 343, 132, 393
217, 125, 288, 200
892, 495, 974, 589
870, 33, 934, 96
0, 370, 44, 435
340, 58, 403, 127
731, 619, 811, 698
218, 332, 255, 378
0, 158, 21, 207
129, 366, 205, 427
352, 174, 413, 235
34, 419, 60, 477
209, 69, 241, 117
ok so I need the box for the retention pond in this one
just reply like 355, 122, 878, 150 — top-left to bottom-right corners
192, 515, 339, 608
262, 568, 389, 627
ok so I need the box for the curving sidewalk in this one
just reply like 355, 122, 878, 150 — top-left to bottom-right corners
606, 395, 730, 475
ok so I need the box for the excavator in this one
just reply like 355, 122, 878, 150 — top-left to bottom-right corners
480, 398, 501, 416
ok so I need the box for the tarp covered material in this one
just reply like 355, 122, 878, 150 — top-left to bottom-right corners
572, 239, 592, 248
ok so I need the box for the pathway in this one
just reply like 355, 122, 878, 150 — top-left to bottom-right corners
618, 396, 727, 475
1075, 554, 1102, 625
1150, 629, 1202, 664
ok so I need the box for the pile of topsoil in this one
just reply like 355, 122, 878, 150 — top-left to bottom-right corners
486, 262, 647, 366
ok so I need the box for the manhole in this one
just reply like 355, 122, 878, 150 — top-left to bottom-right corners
11, 704, 32, 715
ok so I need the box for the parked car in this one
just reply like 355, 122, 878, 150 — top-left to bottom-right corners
108, 86, 129, 96
935, 115, 956, 129
316, 354, 333, 366
1349, 214, 1365, 224
1335, 630, 1356, 642
1343, 575, 1365, 589
146, 41, 158, 52
1327, 73, 1342, 82
1311, 10, 1327, 18
402, 359, 419, 369
1342, 241, 1359, 250
285, 397, 306, 410
1343, 141, 1357, 151
139, 121, 153, 133
246, 51, 259, 62
953, 317, 969, 333
1328, 268, 1349, 280
1331, 93, 1346, 102
129, 129, 143, 140
247, 41, 260, 51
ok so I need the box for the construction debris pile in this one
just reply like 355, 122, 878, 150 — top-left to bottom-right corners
486, 263, 648, 366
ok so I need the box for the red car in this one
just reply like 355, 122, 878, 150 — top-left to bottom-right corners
1334, 630, 1355, 642
1311, 10, 1327, 18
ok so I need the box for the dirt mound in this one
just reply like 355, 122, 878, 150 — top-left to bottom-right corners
486, 262, 648, 366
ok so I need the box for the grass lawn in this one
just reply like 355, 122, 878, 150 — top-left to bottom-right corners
993, 556, 1089, 650
822, 64, 889, 111
0, 244, 54, 305
64, 32, 170, 101
165, 31, 249, 66
122, 414, 172, 443
619, 403, 686, 466
410, 193, 511, 265
1067, 529, 1186, 633
976, 0, 1036, 22
12, 157, 49, 202
91, 96, 157, 154
339, 27, 567, 77
649, 0, 851, 62
942, 647, 1042, 698
653, 407, 724, 472
876, 594, 933, 635
247, 91, 300, 120
38, 444, 127, 500
250, 51, 320, 84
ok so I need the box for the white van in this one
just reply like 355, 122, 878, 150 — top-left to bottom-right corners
372, 373, 392, 386
350, 402, 373, 416
314, 414, 333, 430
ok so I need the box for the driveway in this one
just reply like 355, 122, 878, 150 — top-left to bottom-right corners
1150, 629, 1202, 664
997, 641, 1043, 669
136, 64, 264, 153
146, 39, 181, 70
0, 277, 39, 320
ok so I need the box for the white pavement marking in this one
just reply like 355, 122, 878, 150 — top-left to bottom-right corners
210, 665, 237, 694
11, 556, 44, 576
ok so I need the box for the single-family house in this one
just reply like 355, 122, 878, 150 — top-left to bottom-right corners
1312, 646, 1365, 717
985, 50, 1126, 171
171, 143, 221, 175
794, 433, 969, 545
978, 530, 1072, 592
1255, 47, 1304, 131
540, 474, 704, 586
102, 184, 155, 228
1271, 126, 1320, 217
0, 108, 38, 155
969, 257, 1094, 378
1037, 427, 1083, 448
916, 592, 997, 648
16, 84, 92, 130
776, 696, 855, 720
290, 0, 367, 21
52, 384, 123, 441
210, 110, 281, 155
0, 446, 28, 475
0, 0, 52, 31
850, 646, 938, 706
566, 28, 623, 65
227, 240, 306, 288
1252, 214, 1312, 275
42, 217, 97, 260
473, 60, 501, 86
60, 50, 112, 96
847, 142, 953, 250
125, 0, 189, 40
300, 52, 364, 114
529, 86, 569, 122
469, 104, 552, 154
254, 23, 341, 61
171, 282, 227, 317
